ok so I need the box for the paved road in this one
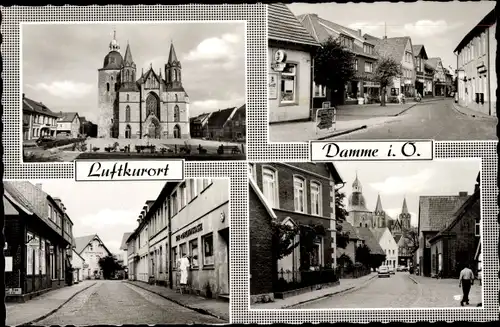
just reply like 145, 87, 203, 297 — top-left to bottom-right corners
295, 272, 420, 309
331, 100, 497, 141
37, 280, 223, 325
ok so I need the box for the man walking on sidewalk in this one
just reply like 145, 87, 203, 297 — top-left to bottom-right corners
459, 263, 475, 306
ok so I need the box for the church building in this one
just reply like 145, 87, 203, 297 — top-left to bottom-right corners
97, 31, 190, 139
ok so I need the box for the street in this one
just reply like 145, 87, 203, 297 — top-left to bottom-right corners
292, 272, 482, 309
331, 99, 496, 141
35, 280, 223, 325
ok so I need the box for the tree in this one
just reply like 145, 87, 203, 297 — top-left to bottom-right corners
402, 226, 419, 255
98, 255, 122, 279
355, 244, 371, 267
335, 191, 350, 249
373, 56, 402, 106
314, 36, 357, 105
271, 221, 299, 260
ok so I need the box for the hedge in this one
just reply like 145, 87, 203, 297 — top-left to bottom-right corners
41, 138, 85, 149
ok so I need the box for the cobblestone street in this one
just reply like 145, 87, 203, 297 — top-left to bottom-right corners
24, 281, 223, 325
292, 272, 482, 309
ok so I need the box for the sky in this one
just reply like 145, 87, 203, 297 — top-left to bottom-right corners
289, 1, 495, 74
26, 180, 167, 255
334, 159, 480, 227
22, 22, 246, 123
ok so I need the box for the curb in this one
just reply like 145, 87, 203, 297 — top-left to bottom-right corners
407, 275, 419, 284
284, 274, 378, 309
394, 103, 417, 116
124, 281, 227, 322
451, 102, 496, 121
26, 282, 97, 325
315, 125, 367, 140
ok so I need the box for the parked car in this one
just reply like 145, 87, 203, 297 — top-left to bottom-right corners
378, 265, 390, 278
397, 265, 408, 272
388, 266, 395, 274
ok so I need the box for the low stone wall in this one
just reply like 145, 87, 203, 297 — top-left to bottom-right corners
274, 280, 340, 300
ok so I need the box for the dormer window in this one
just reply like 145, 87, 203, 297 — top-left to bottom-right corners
339, 35, 354, 50
363, 43, 374, 55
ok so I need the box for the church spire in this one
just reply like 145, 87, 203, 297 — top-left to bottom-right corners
109, 28, 120, 52
123, 42, 134, 66
168, 41, 179, 65
401, 196, 409, 214
374, 193, 383, 213
352, 171, 362, 193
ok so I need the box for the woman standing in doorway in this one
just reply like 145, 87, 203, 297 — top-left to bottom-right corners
179, 254, 190, 294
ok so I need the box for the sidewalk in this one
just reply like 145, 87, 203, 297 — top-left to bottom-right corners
6, 281, 96, 326
124, 280, 229, 322
335, 102, 416, 117
452, 101, 497, 121
408, 274, 483, 307
253, 272, 378, 309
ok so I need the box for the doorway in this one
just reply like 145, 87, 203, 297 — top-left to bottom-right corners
173, 124, 181, 139
218, 227, 230, 296
125, 125, 131, 139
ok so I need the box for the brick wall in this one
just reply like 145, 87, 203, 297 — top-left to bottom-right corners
4, 216, 25, 291
249, 186, 275, 300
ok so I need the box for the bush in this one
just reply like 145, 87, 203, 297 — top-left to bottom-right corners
42, 137, 84, 150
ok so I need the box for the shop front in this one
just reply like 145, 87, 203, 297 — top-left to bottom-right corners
171, 203, 230, 298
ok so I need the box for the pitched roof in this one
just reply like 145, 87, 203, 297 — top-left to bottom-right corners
249, 177, 277, 220
425, 57, 441, 70
412, 44, 429, 60
374, 194, 383, 212
355, 227, 385, 255
4, 182, 36, 215
297, 13, 378, 59
368, 36, 412, 62
418, 194, 470, 233
58, 111, 79, 123
431, 189, 480, 242
23, 96, 60, 118
370, 227, 387, 242
123, 43, 134, 66
401, 197, 409, 214
120, 233, 132, 251
207, 107, 236, 128
74, 235, 96, 254
339, 220, 359, 240
268, 3, 319, 47
168, 42, 179, 64
454, 8, 496, 53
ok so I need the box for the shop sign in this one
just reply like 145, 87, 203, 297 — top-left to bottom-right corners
5, 256, 13, 272
176, 223, 203, 242
273, 49, 287, 63
271, 62, 286, 72
6, 288, 22, 295
315, 107, 336, 134
269, 73, 278, 99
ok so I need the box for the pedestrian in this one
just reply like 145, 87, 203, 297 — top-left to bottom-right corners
459, 263, 475, 306
179, 253, 190, 294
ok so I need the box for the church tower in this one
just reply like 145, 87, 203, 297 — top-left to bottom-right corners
122, 42, 137, 84
347, 173, 373, 228
399, 197, 411, 230
98, 30, 123, 138
373, 194, 386, 228
165, 42, 182, 88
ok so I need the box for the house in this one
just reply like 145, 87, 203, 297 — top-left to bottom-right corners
22, 94, 60, 140
268, 3, 320, 122
336, 220, 360, 265
205, 107, 236, 140
189, 112, 212, 138
57, 111, 81, 138
223, 104, 246, 141
248, 162, 344, 303
416, 191, 470, 277
354, 227, 386, 259
425, 58, 448, 97
428, 174, 481, 278
4, 182, 74, 302
298, 13, 380, 106
126, 179, 230, 299
454, 8, 496, 116
119, 232, 132, 277
412, 45, 435, 97
445, 68, 454, 96
74, 234, 112, 279
71, 250, 85, 283
364, 35, 416, 98
371, 227, 398, 269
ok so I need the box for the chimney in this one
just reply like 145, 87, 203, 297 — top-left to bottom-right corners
358, 29, 362, 37
459, 191, 468, 197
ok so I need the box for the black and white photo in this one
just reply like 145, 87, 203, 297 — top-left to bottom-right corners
5, 178, 230, 325
249, 160, 483, 309
268, 2, 497, 142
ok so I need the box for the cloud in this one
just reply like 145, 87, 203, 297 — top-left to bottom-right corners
398, 20, 462, 38
348, 21, 386, 36
369, 169, 435, 195
26, 81, 93, 99
184, 33, 241, 62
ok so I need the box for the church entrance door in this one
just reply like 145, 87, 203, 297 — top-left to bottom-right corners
173, 124, 181, 139
125, 125, 131, 139
148, 123, 160, 139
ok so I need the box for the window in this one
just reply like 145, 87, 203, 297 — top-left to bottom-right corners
248, 163, 256, 180
48, 205, 53, 221
189, 179, 197, 201
125, 106, 131, 122
27, 232, 34, 275
363, 44, 373, 55
174, 105, 180, 122
280, 63, 297, 103
313, 82, 326, 98
262, 167, 278, 208
171, 192, 178, 215
126, 94, 130, 101
202, 233, 214, 266
203, 178, 212, 189
179, 242, 187, 257
106, 83, 110, 92
293, 176, 306, 213
189, 239, 199, 267
172, 247, 178, 269
180, 184, 187, 209
309, 236, 323, 267
310, 181, 322, 216
340, 35, 353, 49
364, 62, 373, 73
354, 59, 358, 71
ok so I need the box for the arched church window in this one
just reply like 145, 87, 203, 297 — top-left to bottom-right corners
106, 83, 110, 92
174, 69, 177, 81
167, 70, 171, 83
178, 70, 181, 81
125, 105, 131, 122
359, 223, 362, 227
146, 93, 160, 120
365, 223, 368, 227
174, 105, 180, 122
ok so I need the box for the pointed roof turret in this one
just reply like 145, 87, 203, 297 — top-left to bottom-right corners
123, 42, 134, 66
374, 193, 384, 213
109, 29, 120, 52
401, 197, 409, 214
167, 41, 180, 67
352, 171, 362, 193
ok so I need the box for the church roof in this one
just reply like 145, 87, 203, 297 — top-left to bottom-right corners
418, 193, 469, 233
393, 234, 403, 244
123, 43, 134, 66
348, 174, 369, 212
370, 227, 387, 243
401, 197, 409, 214
339, 220, 359, 240
167, 42, 181, 67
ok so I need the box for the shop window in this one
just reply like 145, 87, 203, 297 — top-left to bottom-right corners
27, 232, 34, 275
313, 82, 326, 98
180, 183, 187, 209
202, 233, 214, 266
280, 63, 297, 104
310, 181, 322, 216
189, 239, 199, 268
172, 247, 178, 269
293, 176, 306, 213
364, 62, 373, 73
262, 166, 279, 208
179, 243, 187, 258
